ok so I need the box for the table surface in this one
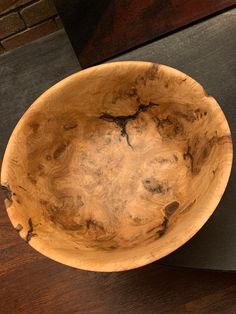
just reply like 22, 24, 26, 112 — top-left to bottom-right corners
0, 8, 236, 313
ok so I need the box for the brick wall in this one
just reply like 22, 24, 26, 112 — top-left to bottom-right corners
0, 0, 62, 54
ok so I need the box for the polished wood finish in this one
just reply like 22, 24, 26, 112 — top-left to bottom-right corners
1, 62, 232, 271
55, 0, 236, 67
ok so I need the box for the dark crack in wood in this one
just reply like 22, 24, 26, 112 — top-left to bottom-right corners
183, 143, 194, 172
15, 224, 23, 233
165, 201, 180, 216
1, 183, 13, 201
86, 219, 105, 231
100, 102, 159, 148
25, 218, 36, 242
143, 178, 169, 194
157, 216, 169, 238
18, 185, 27, 191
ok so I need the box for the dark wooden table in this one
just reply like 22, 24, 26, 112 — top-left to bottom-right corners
0, 8, 236, 313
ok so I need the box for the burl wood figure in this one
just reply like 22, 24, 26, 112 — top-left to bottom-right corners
1, 62, 233, 271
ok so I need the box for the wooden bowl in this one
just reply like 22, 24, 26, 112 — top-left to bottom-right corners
1, 62, 233, 271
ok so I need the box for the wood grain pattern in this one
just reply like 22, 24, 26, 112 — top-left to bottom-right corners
55, 0, 236, 67
0, 62, 232, 271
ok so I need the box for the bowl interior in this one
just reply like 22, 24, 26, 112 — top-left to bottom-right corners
1, 62, 232, 271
